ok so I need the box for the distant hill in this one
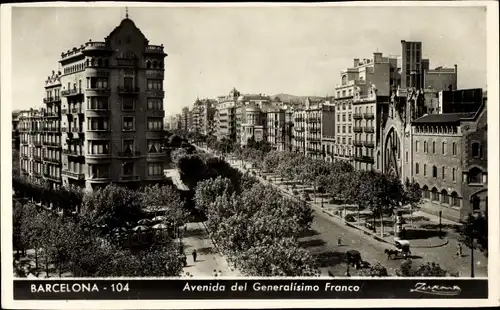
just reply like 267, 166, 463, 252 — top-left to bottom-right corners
272, 93, 326, 104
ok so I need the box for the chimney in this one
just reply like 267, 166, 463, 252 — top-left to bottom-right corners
353, 58, 359, 67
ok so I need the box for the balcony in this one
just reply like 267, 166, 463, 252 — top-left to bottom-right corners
147, 110, 166, 118
44, 141, 61, 148
43, 111, 59, 118
33, 155, 42, 162
354, 155, 375, 163
63, 148, 84, 157
363, 141, 375, 148
147, 151, 167, 159
145, 45, 165, 54
295, 127, 304, 132
84, 41, 111, 51
147, 90, 165, 98
364, 113, 374, 119
309, 128, 321, 134
43, 156, 60, 164
86, 87, 111, 96
117, 86, 140, 94
306, 118, 319, 124
43, 172, 62, 183
45, 127, 59, 133
71, 127, 83, 133
86, 152, 111, 159
33, 141, 42, 147
61, 109, 68, 114
364, 126, 375, 133
117, 151, 141, 158
353, 140, 363, 147
71, 105, 83, 114
120, 175, 140, 182
43, 97, 54, 104
61, 89, 83, 97
145, 70, 164, 78
353, 126, 364, 133
353, 113, 363, 119
62, 169, 85, 180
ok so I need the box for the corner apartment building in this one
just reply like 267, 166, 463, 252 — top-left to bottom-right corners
235, 93, 271, 145
45, 16, 168, 191
214, 88, 240, 141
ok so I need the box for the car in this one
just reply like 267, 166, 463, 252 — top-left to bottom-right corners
385, 240, 412, 260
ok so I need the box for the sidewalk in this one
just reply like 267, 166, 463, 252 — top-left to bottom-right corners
181, 222, 242, 278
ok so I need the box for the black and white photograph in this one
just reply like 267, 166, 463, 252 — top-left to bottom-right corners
2, 1, 499, 308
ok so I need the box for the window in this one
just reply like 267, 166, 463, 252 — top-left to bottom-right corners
471, 196, 480, 211
415, 162, 419, 174
124, 77, 134, 89
147, 98, 163, 110
452, 142, 457, 155
441, 190, 449, 204
348, 126, 351, 133
123, 116, 135, 131
122, 98, 135, 111
472, 142, 481, 158
452, 168, 456, 182
88, 141, 109, 154
406, 151, 408, 163
148, 118, 163, 131
423, 141, 427, 153
88, 97, 108, 110
122, 162, 134, 175
442, 142, 446, 155
89, 164, 109, 179
451, 192, 460, 207
123, 139, 134, 153
431, 188, 439, 201
432, 141, 436, 153
342, 126, 346, 133
147, 79, 163, 90
89, 77, 108, 89
348, 114, 352, 121
415, 141, 419, 152
442, 167, 446, 179
148, 162, 163, 176
468, 167, 483, 184
87, 117, 109, 130
337, 115, 340, 122
432, 166, 437, 178
342, 114, 346, 122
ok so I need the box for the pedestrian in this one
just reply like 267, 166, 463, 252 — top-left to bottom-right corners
457, 243, 462, 257
337, 236, 342, 246
192, 250, 197, 263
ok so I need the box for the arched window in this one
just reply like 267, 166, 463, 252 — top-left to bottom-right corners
468, 167, 483, 184
451, 192, 460, 207
452, 142, 457, 155
441, 189, 449, 204
472, 142, 481, 158
91, 58, 96, 66
432, 165, 437, 178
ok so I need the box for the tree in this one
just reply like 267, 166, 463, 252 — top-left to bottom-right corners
141, 184, 189, 227
235, 238, 320, 277
459, 212, 488, 253
19, 203, 46, 269
396, 259, 452, 277
194, 177, 235, 215
403, 178, 422, 226
81, 184, 143, 231
177, 154, 208, 188
171, 148, 188, 167
168, 134, 183, 148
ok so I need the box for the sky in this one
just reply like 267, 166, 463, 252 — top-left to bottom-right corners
10, 4, 487, 115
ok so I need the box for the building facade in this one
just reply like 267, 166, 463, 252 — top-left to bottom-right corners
18, 16, 168, 192
214, 88, 239, 141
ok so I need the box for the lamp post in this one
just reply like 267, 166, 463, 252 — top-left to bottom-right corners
439, 210, 442, 238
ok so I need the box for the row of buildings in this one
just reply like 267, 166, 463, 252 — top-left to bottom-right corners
13, 16, 170, 192
178, 40, 487, 222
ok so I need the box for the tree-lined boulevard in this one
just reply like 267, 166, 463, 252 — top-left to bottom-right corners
12, 132, 488, 278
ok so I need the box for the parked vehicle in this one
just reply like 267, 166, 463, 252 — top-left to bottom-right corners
385, 240, 412, 260
345, 249, 368, 269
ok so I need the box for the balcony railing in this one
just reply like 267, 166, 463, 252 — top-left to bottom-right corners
120, 175, 140, 181
364, 113, 374, 119
145, 45, 164, 53
33, 141, 43, 147
364, 126, 375, 133
86, 87, 111, 96
71, 106, 83, 114
43, 141, 61, 147
353, 140, 363, 147
43, 111, 60, 118
45, 127, 59, 133
84, 41, 110, 51
147, 90, 165, 98
309, 128, 321, 133
61, 89, 83, 97
117, 86, 140, 94
117, 151, 141, 158
363, 141, 375, 148
43, 157, 60, 164
63, 148, 84, 157
62, 169, 85, 180
33, 155, 42, 161
353, 113, 363, 119
43, 97, 54, 104
145, 70, 164, 78
353, 126, 364, 133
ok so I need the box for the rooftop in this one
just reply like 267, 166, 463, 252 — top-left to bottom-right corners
412, 112, 476, 124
